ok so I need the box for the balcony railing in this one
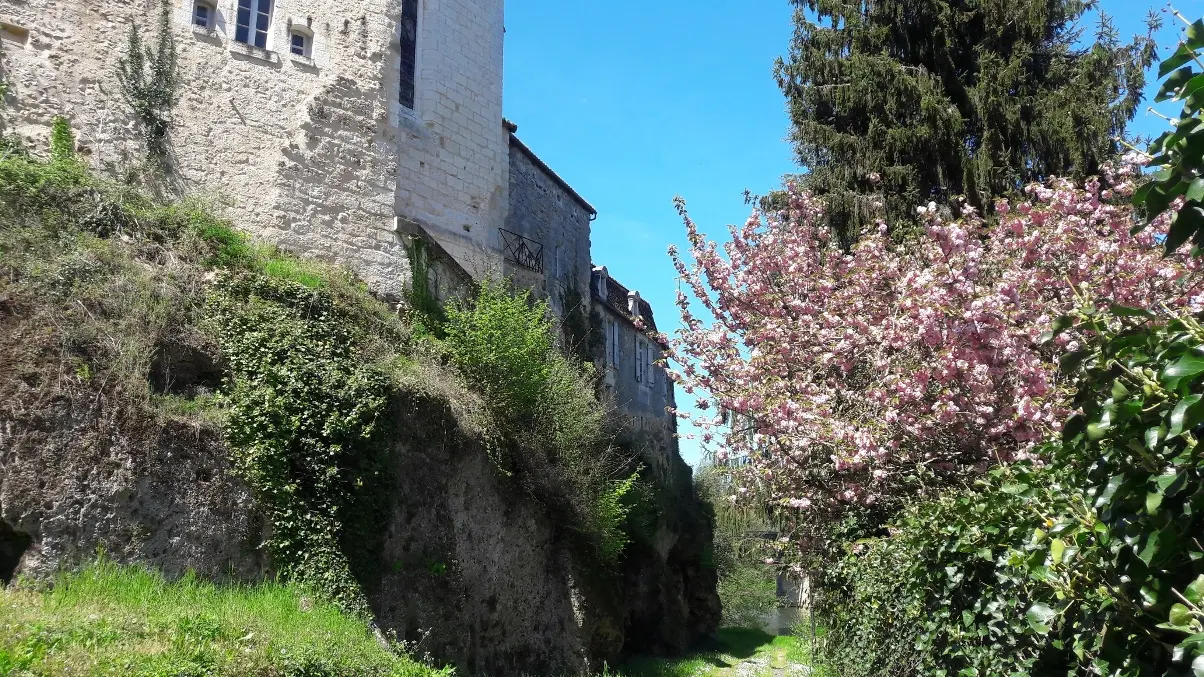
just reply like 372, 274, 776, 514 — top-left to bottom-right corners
500, 228, 544, 273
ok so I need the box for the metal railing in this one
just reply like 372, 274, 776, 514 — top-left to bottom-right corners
500, 228, 544, 273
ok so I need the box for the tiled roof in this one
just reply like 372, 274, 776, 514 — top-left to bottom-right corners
594, 270, 658, 333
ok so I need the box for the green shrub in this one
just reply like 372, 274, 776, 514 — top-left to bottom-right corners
696, 465, 781, 628
206, 271, 393, 616
444, 281, 555, 421
442, 280, 636, 566
814, 304, 1204, 676
50, 116, 76, 162
716, 563, 778, 629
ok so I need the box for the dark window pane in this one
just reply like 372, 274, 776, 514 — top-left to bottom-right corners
235, 0, 251, 43
251, 0, 272, 48
291, 33, 306, 55
194, 5, 209, 26
399, 0, 418, 108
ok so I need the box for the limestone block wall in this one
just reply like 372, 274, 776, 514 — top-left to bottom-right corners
392, 0, 507, 281
0, 0, 508, 297
503, 135, 593, 318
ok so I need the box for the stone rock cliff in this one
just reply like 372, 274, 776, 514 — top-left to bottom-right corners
0, 332, 719, 676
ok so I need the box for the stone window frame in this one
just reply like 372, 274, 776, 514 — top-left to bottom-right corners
192, 0, 216, 30
288, 23, 314, 60
234, 0, 274, 50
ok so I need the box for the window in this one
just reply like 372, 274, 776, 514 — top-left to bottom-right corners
608, 321, 620, 367
647, 347, 657, 387
399, 0, 418, 108
635, 338, 646, 383
235, 0, 273, 49
193, 1, 214, 28
290, 30, 310, 57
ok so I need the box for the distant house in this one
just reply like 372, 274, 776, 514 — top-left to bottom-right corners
591, 266, 681, 473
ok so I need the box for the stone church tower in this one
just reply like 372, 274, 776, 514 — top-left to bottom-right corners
0, 0, 507, 295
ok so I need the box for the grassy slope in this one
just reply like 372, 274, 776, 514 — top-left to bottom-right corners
0, 562, 444, 677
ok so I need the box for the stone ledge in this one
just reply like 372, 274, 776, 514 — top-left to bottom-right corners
228, 41, 279, 64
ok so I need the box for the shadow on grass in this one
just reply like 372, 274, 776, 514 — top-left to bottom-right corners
615, 626, 778, 677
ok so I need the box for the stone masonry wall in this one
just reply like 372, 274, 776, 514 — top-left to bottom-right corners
0, 0, 507, 297
503, 137, 593, 318
393, 0, 508, 281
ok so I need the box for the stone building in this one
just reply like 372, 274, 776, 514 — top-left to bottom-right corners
591, 266, 679, 472
0, 0, 678, 447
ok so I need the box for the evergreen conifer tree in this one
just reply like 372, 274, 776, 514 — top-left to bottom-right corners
776, 0, 1159, 245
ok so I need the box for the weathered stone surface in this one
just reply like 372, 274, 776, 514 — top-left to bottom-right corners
0, 394, 270, 583
0, 0, 507, 293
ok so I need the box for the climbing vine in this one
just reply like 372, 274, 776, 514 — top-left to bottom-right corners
205, 271, 391, 616
116, 0, 179, 165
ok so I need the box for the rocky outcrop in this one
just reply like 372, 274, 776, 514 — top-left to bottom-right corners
0, 362, 718, 676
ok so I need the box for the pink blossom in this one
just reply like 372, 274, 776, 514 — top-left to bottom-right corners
666, 168, 1201, 522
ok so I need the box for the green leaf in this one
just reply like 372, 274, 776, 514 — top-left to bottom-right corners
1162, 44, 1200, 78
1167, 205, 1204, 254
1162, 351, 1204, 389
1059, 349, 1090, 375
1139, 530, 1162, 566
1050, 538, 1065, 564
1172, 603, 1194, 628
1145, 425, 1165, 451
1189, 177, 1204, 203
1161, 66, 1200, 102
1027, 603, 1056, 635
1189, 20, 1204, 50
1111, 380, 1131, 401
1187, 575, 1204, 605
1108, 303, 1155, 319
1169, 394, 1204, 438
1147, 490, 1165, 514
1062, 413, 1086, 441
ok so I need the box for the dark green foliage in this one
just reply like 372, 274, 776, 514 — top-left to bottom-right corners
116, 0, 179, 163
206, 272, 393, 616
404, 236, 447, 336
1133, 10, 1204, 255
49, 116, 75, 162
1053, 302, 1204, 673
695, 466, 779, 627
815, 304, 1204, 676
442, 281, 638, 566
778, 0, 1158, 245
560, 282, 605, 366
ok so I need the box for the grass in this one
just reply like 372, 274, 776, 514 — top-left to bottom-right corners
0, 561, 447, 677
613, 627, 823, 677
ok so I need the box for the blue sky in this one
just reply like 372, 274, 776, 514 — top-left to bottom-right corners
502, 0, 1196, 468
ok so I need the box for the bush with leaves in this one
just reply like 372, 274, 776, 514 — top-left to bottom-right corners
205, 272, 393, 617
696, 466, 781, 628
116, 0, 179, 163
816, 302, 1204, 676
443, 281, 638, 566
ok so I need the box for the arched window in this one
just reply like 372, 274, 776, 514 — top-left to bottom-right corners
192, 0, 215, 29
290, 27, 312, 58
235, 0, 273, 49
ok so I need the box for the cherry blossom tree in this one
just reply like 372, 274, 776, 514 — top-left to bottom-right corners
666, 160, 1202, 540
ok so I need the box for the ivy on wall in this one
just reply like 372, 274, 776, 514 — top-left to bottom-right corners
116, 0, 179, 166
206, 271, 392, 616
